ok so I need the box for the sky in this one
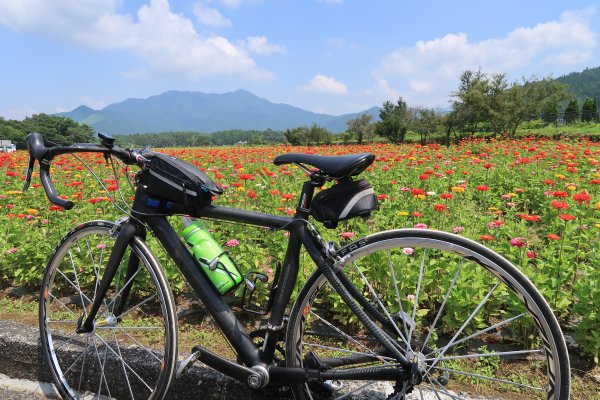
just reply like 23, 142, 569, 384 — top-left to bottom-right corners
1, 0, 600, 120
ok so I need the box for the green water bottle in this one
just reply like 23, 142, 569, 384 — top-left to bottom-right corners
182, 217, 242, 294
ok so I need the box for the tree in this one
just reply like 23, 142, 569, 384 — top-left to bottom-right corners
284, 126, 309, 146
376, 97, 413, 144
503, 78, 569, 135
20, 114, 94, 144
564, 100, 579, 124
542, 102, 559, 124
306, 124, 332, 145
581, 98, 598, 122
346, 114, 374, 144
450, 70, 486, 136
412, 107, 443, 145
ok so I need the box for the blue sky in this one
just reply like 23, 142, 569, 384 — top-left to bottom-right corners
1, 0, 599, 120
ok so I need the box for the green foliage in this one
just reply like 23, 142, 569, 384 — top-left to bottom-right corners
284, 124, 332, 146
0, 114, 94, 149
556, 66, 600, 102
346, 114, 374, 144
450, 70, 570, 136
564, 99, 580, 124
376, 97, 413, 143
581, 98, 598, 122
116, 129, 287, 147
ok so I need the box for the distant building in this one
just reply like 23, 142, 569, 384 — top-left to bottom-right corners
0, 140, 16, 152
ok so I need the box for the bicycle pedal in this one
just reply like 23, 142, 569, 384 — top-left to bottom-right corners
176, 350, 201, 378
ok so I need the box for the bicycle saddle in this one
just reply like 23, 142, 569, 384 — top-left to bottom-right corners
273, 152, 375, 179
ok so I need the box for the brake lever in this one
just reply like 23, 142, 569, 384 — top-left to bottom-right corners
22, 155, 35, 192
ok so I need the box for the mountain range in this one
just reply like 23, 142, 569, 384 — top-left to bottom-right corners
57, 90, 380, 135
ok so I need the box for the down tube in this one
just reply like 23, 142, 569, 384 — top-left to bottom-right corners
146, 215, 263, 367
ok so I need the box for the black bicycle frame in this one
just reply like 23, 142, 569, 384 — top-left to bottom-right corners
80, 179, 412, 386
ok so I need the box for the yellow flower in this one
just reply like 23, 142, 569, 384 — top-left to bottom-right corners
566, 185, 576, 191
7, 190, 22, 195
451, 186, 465, 193
236, 186, 245, 192
237, 167, 245, 172
555, 174, 566, 180
595, 202, 600, 211
398, 211, 409, 216
595, 223, 600, 228
417, 194, 426, 200
27, 208, 39, 215
488, 207, 499, 211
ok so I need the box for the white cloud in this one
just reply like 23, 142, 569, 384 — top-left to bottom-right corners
373, 7, 598, 106
0, 0, 275, 80
300, 75, 348, 95
193, 2, 232, 27
243, 36, 285, 55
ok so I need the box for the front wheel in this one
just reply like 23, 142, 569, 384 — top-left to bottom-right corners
286, 229, 570, 400
39, 220, 178, 400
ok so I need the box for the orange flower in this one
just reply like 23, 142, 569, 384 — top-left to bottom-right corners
558, 214, 576, 221
518, 214, 541, 222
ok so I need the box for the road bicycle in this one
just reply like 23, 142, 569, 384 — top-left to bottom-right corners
23, 132, 570, 400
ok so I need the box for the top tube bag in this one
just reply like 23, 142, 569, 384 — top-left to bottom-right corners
140, 153, 223, 209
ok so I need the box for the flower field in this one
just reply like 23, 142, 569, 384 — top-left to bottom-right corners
1, 136, 599, 362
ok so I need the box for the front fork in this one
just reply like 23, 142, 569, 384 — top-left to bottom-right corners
76, 218, 145, 334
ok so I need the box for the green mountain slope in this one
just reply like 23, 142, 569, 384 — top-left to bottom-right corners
556, 66, 600, 100
57, 90, 380, 134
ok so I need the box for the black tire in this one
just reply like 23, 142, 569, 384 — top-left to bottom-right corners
39, 220, 178, 400
286, 229, 570, 400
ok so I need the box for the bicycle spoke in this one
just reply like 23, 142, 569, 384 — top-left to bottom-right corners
302, 342, 396, 362
352, 261, 410, 347
107, 267, 145, 313
388, 251, 411, 349
93, 333, 155, 392
77, 336, 89, 396
48, 292, 78, 317
333, 380, 379, 400
421, 258, 464, 351
407, 249, 427, 347
425, 348, 544, 362
426, 282, 499, 373
425, 312, 525, 357
113, 332, 136, 400
68, 250, 91, 318
309, 311, 390, 365
431, 365, 546, 391
111, 325, 163, 362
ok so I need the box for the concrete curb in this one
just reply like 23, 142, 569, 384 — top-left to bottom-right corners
0, 320, 288, 399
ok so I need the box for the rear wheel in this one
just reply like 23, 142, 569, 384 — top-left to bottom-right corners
286, 229, 570, 399
39, 220, 178, 400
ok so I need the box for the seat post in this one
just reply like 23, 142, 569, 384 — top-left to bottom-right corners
295, 174, 325, 219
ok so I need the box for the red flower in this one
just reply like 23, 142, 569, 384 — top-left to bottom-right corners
107, 184, 119, 191
49, 205, 64, 211
509, 237, 527, 248
246, 190, 257, 200
550, 200, 568, 210
433, 203, 446, 212
411, 188, 426, 196
440, 193, 454, 200
476, 185, 490, 191
527, 250, 537, 259
518, 214, 541, 222
547, 233, 561, 241
553, 191, 568, 198
479, 234, 494, 241
558, 214, 575, 221
572, 191, 591, 205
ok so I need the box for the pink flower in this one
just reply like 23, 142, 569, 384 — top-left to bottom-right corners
402, 247, 414, 255
6, 247, 17, 254
96, 243, 107, 249
527, 251, 537, 259
340, 232, 355, 239
225, 239, 240, 247
510, 237, 527, 248
414, 223, 428, 229
452, 226, 465, 233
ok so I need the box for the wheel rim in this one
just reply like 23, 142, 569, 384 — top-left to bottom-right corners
40, 223, 176, 400
287, 231, 569, 400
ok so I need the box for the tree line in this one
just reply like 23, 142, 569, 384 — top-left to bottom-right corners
2, 69, 599, 149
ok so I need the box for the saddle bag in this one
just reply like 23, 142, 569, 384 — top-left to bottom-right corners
141, 153, 223, 209
311, 179, 378, 228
